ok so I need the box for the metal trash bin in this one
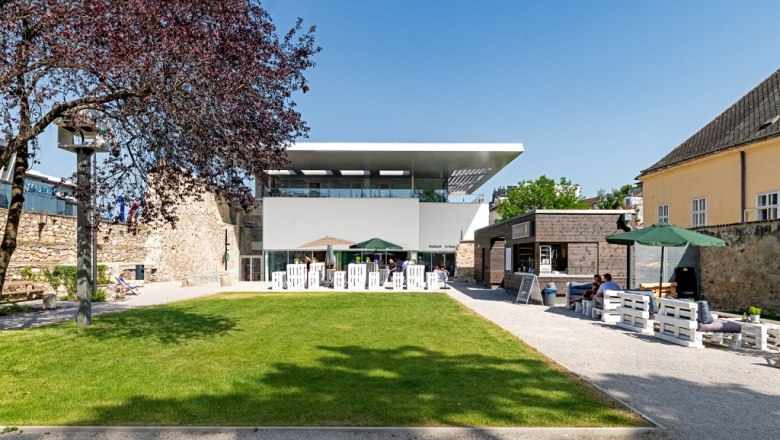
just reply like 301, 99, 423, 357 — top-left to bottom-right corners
542, 282, 558, 306
135, 264, 145, 281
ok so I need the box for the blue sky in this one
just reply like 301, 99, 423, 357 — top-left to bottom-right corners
34, 0, 780, 199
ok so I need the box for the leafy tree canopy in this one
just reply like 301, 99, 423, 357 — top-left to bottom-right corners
0, 0, 319, 290
496, 176, 588, 221
595, 185, 634, 210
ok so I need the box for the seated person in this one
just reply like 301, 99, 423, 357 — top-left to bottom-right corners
569, 274, 601, 304
593, 273, 620, 309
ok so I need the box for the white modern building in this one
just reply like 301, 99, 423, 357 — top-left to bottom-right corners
239, 142, 524, 282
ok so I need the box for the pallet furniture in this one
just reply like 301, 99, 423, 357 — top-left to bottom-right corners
654, 298, 702, 348
333, 271, 346, 290
286, 264, 306, 290
307, 271, 320, 289
426, 272, 440, 291
616, 291, 655, 335
592, 290, 622, 324
733, 321, 780, 351
407, 265, 425, 291
271, 271, 286, 290
392, 276, 404, 290
639, 282, 678, 298
311, 262, 326, 284
582, 299, 594, 318
368, 272, 381, 290
347, 264, 366, 290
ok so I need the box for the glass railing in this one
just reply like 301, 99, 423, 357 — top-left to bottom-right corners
0, 182, 77, 217
264, 188, 450, 202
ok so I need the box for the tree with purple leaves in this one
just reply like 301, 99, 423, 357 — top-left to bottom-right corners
0, 0, 319, 293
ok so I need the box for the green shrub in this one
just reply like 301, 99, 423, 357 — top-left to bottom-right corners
42, 265, 112, 299
748, 306, 762, 316
20, 266, 38, 281
91, 288, 107, 303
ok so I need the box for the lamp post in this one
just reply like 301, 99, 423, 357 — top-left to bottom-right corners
56, 113, 108, 327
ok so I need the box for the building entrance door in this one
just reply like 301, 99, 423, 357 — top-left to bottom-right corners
240, 256, 263, 281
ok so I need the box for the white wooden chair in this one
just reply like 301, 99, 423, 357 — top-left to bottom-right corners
616, 291, 655, 335
271, 271, 286, 290
286, 264, 307, 290
426, 272, 440, 290
333, 271, 346, 290
592, 290, 622, 324
368, 272, 381, 290
348, 263, 367, 290
308, 270, 320, 289
392, 276, 404, 291
407, 265, 425, 291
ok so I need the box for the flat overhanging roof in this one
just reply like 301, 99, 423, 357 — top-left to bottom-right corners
272, 142, 524, 195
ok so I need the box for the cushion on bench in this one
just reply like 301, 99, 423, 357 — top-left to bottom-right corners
698, 320, 742, 333
696, 300, 714, 324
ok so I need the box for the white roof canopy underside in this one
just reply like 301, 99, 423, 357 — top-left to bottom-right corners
269, 142, 524, 195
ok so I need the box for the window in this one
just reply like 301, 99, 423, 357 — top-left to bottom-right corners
658, 204, 669, 224
691, 198, 707, 227
757, 192, 779, 220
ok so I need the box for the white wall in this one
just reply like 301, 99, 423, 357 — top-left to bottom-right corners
417, 203, 487, 251
263, 198, 420, 250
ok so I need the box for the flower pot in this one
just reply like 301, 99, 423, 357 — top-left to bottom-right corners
749, 314, 760, 323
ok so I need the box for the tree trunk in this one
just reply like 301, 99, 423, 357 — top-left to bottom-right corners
0, 144, 29, 292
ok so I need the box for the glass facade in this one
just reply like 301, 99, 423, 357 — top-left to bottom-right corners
262, 175, 448, 201
0, 181, 76, 217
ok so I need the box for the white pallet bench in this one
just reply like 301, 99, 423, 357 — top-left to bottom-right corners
311, 262, 325, 284
592, 290, 622, 324
582, 299, 594, 318
368, 272, 381, 290
616, 291, 655, 335
271, 271, 286, 290
286, 264, 307, 290
654, 298, 702, 348
333, 271, 346, 290
392, 276, 404, 291
426, 272, 440, 290
307, 270, 320, 289
407, 265, 425, 291
348, 264, 367, 290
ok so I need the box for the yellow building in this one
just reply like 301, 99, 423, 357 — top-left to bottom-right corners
639, 69, 780, 226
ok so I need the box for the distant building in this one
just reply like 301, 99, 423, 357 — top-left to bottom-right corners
0, 141, 76, 216
639, 69, 780, 226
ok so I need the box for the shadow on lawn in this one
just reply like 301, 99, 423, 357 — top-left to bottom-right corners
71, 345, 640, 427
82, 307, 238, 344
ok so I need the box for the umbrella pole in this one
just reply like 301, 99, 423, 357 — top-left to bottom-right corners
659, 246, 665, 294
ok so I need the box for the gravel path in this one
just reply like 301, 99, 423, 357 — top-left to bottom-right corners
444, 283, 780, 440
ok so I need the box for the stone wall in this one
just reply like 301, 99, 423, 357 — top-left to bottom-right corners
1, 190, 239, 284
697, 220, 780, 315
454, 240, 474, 282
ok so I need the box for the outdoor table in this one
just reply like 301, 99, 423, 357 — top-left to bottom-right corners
725, 319, 780, 351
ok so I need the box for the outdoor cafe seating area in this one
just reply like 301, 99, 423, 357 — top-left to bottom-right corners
271, 262, 449, 291
565, 284, 780, 362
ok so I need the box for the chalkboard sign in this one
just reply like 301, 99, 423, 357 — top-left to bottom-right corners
515, 273, 538, 304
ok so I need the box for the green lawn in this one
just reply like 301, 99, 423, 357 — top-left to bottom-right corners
0, 292, 645, 427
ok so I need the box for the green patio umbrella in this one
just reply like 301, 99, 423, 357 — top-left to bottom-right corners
349, 237, 403, 250
606, 223, 726, 291
350, 238, 403, 266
